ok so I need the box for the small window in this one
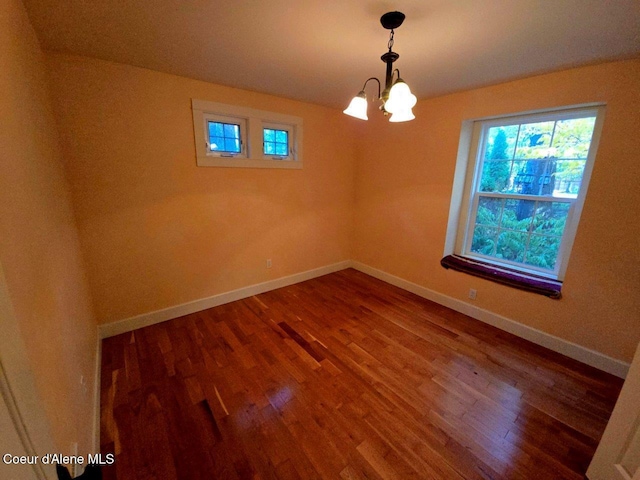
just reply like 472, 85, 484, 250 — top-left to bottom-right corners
263, 123, 293, 159
445, 105, 605, 286
202, 113, 247, 158
208, 121, 241, 154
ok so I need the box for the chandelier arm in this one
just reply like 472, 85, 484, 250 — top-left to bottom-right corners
362, 77, 382, 99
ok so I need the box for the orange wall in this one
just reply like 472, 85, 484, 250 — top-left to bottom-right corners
46, 54, 356, 324
43, 50, 639, 365
353, 60, 640, 363
0, 0, 97, 454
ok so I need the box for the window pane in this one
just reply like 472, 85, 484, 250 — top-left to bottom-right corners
264, 129, 275, 142
275, 143, 288, 156
224, 138, 240, 153
500, 199, 535, 231
515, 121, 554, 159
476, 197, 503, 226
524, 235, 561, 270
484, 125, 518, 160
496, 231, 527, 262
553, 160, 586, 198
479, 160, 512, 193
275, 130, 288, 143
551, 117, 595, 159
512, 159, 556, 196
264, 142, 274, 155
208, 121, 224, 138
210, 136, 224, 151
224, 123, 239, 138
533, 202, 569, 235
471, 226, 498, 256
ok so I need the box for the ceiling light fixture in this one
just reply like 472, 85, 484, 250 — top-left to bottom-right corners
343, 11, 417, 123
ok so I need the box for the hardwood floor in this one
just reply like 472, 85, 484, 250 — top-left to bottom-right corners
100, 269, 623, 479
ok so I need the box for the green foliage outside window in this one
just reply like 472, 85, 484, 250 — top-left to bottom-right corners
471, 199, 569, 270
480, 129, 511, 192
470, 116, 595, 272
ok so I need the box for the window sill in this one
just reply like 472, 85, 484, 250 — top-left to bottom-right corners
440, 254, 562, 299
196, 156, 302, 169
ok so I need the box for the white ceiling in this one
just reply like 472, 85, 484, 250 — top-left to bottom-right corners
24, 0, 640, 109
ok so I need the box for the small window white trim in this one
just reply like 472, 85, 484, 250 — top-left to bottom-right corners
192, 99, 303, 169
203, 113, 247, 158
262, 122, 296, 160
445, 103, 606, 281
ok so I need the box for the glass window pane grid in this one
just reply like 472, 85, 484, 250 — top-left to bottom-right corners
478, 117, 595, 201
470, 194, 571, 273
208, 121, 241, 153
467, 223, 565, 276
263, 128, 289, 157
469, 110, 598, 277
514, 121, 554, 159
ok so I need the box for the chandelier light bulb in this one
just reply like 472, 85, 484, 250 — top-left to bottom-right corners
343, 91, 369, 120
389, 109, 416, 123
384, 79, 417, 116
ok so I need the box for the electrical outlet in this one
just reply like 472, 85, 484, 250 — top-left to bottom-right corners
468, 288, 477, 300
266, 259, 272, 268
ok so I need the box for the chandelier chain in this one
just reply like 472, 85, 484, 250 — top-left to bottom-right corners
388, 29, 395, 51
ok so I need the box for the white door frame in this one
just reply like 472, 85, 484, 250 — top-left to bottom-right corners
0, 261, 56, 479
588, 341, 640, 479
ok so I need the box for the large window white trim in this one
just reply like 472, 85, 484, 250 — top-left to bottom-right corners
445, 104, 606, 281
192, 99, 303, 169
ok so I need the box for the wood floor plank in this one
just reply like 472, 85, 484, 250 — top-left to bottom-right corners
101, 268, 623, 479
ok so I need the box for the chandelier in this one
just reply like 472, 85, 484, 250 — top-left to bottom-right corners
343, 11, 417, 122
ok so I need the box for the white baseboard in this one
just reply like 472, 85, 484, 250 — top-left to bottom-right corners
98, 261, 352, 339
95, 258, 629, 378
351, 261, 630, 379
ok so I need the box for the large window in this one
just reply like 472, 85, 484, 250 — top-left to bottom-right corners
448, 105, 604, 282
